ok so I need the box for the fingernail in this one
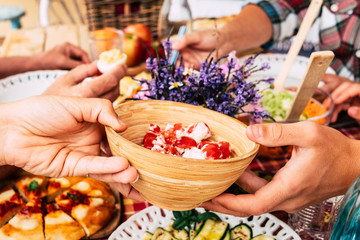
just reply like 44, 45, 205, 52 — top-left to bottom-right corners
130, 172, 139, 183
116, 117, 127, 130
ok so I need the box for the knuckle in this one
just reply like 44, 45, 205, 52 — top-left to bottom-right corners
268, 123, 284, 142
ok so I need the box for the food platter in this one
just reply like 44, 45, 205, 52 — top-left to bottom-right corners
109, 206, 300, 240
0, 70, 67, 103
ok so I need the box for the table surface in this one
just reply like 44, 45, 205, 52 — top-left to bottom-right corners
1, 24, 90, 57
3, 24, 360, 237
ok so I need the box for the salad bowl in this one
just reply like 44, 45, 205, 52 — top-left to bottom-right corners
105, 100, 259, 210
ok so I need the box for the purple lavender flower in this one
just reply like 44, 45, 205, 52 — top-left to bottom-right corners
133, 41, 272, 120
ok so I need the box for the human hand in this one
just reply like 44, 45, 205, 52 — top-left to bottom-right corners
321, 74, 352, 94
172, 30, 224, 69
43, 62, 126, 101
0, 95, 138, 185
323, 81, 360, 123
201, 122, 360, 216
35, 42, 91, 70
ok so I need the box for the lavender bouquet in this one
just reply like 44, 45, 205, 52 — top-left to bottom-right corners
131, 40, 273, 121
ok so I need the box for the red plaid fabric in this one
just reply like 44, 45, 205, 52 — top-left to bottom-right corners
258, 0, 360, 82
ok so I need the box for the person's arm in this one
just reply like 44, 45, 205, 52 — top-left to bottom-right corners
201, 122, 360, 216
217, 4, 273, 55
0, 42, 90, 79
171, 4, 272, 68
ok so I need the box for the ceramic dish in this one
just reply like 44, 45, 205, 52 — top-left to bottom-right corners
109, 205, 301, 240
238, 53, 336, 90
0, 70, 67, 103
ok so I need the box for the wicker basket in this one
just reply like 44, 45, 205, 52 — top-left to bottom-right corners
105, 100, 259, 210
84, 0, 164, 39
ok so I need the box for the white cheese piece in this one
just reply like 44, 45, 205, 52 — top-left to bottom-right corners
9, 215, 39, 230
90, 198, 104, 207
72, 205, 88, 220
0, 188, 15, 202
182, 147, 207, 159
73, 181, 90, 192
45, 211, 74, 225
54, 178, 70, 187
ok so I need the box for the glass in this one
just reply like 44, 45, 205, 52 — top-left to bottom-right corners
89, 28, 124, 61
288, 196, 343, 239
256, 87, 334, 161
329, 174, 360, 239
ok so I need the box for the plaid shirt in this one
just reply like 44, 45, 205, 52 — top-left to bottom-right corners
257, 0, 360, 82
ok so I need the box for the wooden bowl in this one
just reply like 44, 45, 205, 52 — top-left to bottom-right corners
105, 100, 259, 210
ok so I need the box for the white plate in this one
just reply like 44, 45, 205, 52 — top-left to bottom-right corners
0, 70, 67, 103
109, 206, 300, 240
238, 53, 336, 90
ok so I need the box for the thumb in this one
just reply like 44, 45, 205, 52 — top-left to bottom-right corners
172, 32, 201, 50
246, 122, 313, 148
348, 106, 360, 120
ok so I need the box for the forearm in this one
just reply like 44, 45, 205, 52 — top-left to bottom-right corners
218, 4, 273, 54
343, 138, 360, 193
0, 54, 44, 79
0, 103, 8, 165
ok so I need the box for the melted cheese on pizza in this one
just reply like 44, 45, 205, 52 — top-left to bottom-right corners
0, 188, 15, 203
9, 215, 40, 230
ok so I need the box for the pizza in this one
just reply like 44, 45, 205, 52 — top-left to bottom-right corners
0, 199, 44, 240
44, 203, 85, 240
56, 196, 115, 236
0, 175, 117, 240
46, 177, 84, 202
0, 186, 24, 227
14, 175, 47, 201
56, 177, 116, 204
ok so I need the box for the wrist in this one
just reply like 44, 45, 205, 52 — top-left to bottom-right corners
28, 53, 47, 70
348, 139, 360, 188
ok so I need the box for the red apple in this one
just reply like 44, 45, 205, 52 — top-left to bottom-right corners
145, 42, 165, 59
124, 23, 153, 44
123, 33, 146, 67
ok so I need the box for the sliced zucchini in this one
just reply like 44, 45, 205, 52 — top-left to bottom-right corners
194, 219, 229, 240
230, 223, 253, 240
251, 234, 275, 240
195, 221, 203, 231
221, 229, 231, 240
166, 219, 189, 240
189, 229, 197, 240
151, 227, 178, 240
144, 231, 153, 240
172, 229, 189, 240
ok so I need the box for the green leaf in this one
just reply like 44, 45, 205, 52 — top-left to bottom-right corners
172, 216, 190, 230
27, 180, 39, 191
173, 211, 183, 219
67, 193, 81, 201
196, 212, 221, 222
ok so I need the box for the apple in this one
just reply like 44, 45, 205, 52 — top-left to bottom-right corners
124, 23, 153, 44
123, 33, 146, 67
145, 42, 164, 59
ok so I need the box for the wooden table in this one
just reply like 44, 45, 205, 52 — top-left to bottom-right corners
1, 24, 146, 76
1, 24, 90, 57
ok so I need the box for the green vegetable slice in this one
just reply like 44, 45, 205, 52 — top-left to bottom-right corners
27, 180, 38, 191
